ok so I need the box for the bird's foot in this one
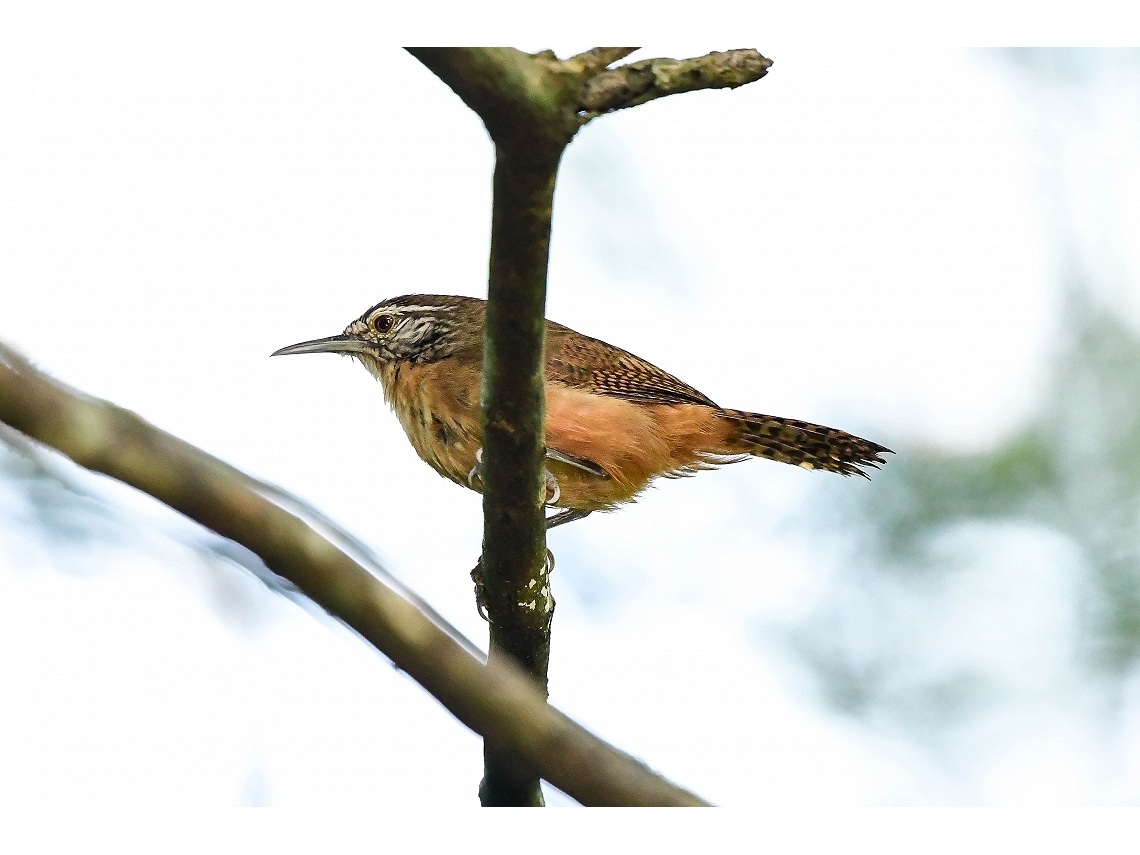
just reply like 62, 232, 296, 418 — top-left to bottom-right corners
470, 447, 568, 513
471, 556, 490, 623
470, 549, 556, 623
544, 468, 560, 506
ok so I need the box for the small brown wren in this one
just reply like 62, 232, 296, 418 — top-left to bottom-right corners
273, 294, 890, 528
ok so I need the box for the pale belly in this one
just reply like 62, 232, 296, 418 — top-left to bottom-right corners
394, 397, 482, 489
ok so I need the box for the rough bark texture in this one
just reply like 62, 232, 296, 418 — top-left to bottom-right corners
478, 151, 562, 806
0, 341, 708, 806
578, 49, 772, 115
407, 46, 771, 805
410, 47, 574, 806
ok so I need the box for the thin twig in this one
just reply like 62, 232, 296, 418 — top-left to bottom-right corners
563, 47, 641, 75
578, 49, 772, 115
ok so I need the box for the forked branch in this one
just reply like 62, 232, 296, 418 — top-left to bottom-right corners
407, 45, 771, 806
408, 47, 773, 142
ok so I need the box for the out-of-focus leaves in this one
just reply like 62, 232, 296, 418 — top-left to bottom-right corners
792, 292, 1140, 744
784, 52, 1140, 751
861, 296, 1140, 670
854, 428, 1060, 565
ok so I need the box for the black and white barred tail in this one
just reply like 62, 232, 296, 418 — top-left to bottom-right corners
715, 409, 891, 478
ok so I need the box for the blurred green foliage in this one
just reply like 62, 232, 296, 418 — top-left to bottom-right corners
858, 295, 1140, 673
790, 293, 1140, 742
787, 53, 1140, 746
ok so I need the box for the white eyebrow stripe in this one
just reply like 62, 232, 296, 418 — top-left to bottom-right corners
376, 304, 458, 315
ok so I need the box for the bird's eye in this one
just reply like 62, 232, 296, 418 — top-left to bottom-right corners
373, 314, 394, 333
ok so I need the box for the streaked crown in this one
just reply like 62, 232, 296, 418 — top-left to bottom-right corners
345, 294, 482, 363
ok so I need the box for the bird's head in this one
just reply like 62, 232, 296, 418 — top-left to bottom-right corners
272, 295, 484, 373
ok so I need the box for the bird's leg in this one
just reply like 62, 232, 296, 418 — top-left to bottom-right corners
540, 448, 601, 528
473, 445, 594, 529
541, 468, 590, 528
545, 508, 591, 529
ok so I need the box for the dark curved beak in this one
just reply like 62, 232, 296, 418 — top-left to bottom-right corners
271, 334, 373, 357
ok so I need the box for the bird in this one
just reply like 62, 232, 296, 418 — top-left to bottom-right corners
273, 294, 890, 530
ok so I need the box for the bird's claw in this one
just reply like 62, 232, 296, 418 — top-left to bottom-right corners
471, 557, 490, 623
471, 550, 556, 623
467, 447, 483, 490
470, 447, 561, 509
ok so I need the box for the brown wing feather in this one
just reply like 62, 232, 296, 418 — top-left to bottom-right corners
545, 322, 717, 407
542, 320, 892, 481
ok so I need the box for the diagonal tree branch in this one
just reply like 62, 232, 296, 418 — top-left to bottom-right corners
0, 339, 708, 807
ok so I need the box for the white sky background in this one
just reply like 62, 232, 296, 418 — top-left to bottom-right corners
3, 33, 1138, 806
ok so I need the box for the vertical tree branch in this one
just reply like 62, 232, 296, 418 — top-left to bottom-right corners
479, 149, 562, 806
407, 45, 771, 806
409, 46, 579, 806
482, 153, 560, 682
